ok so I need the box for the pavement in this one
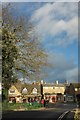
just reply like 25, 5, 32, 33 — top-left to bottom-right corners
13, 107, 46, 111
63, 108, 80, 120
34, 107, 80, 120
73, 108, 80, 120
2, 103, 80, 119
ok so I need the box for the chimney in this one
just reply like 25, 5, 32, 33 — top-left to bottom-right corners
66, 80, 68, 84
56, 80, 58, 85
41, 80, 43, 84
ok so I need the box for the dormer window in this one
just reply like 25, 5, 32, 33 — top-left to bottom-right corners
32, 88, 37, 94
22, 88, 28, 94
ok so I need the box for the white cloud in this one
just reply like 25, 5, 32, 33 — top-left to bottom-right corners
31, 3, 54, 21
31, 2, 78, 46
45, 51, 78, 83
47, 51, 67, 68
66, 67, 78, 80
47, 51, 76, 69
67, 17, 78, 39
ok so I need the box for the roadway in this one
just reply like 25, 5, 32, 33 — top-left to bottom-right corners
2, 102, 77, 120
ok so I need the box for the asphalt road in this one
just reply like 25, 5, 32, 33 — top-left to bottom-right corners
2, 102, 77, 120
48, 102, 77, 111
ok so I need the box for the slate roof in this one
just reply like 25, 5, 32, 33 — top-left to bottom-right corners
71, 83, 80, 88
12, 81, 41, 95
43, 83, 65, 87
64, 83, 75, 95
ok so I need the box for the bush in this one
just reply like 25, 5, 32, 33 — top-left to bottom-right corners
2, 101, 42, 111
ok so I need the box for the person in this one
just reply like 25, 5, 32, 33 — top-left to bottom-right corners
41, 99, 45, 107
44, 99, 46, 107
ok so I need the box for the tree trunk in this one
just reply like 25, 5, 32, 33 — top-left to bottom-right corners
2, 88, 8, 102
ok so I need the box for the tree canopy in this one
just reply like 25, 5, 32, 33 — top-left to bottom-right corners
2, 3, 48, 90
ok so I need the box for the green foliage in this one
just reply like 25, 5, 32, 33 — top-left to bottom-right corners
2, 26, 18, 89
2, 102, 42, 111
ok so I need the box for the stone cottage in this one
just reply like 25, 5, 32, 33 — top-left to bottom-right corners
8, 81, 42, 103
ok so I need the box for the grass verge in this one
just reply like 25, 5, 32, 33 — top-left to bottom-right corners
2, 101, 43, 111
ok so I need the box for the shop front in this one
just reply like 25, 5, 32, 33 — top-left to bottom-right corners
49, 94, 57, 103
44, 93, 57, 103
56, 93, 64, 102
8, 94, 22, 103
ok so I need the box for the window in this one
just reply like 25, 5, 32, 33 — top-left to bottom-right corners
32, 88, 37, 94
22, 88, 28, 94
53, 87, 55, 89
10, 89, 15, 93
44, 87, 48, 89
68, 96, 73, 101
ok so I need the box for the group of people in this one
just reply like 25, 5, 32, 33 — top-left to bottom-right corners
9, 96, 49, 108
27, 97, 49, 107
41, 98, 49, 107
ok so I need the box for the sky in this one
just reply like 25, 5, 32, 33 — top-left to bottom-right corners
2, 2, 78, 83
30, 2, 78, 84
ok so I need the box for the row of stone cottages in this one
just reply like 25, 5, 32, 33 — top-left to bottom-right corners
8, 80, 80, 103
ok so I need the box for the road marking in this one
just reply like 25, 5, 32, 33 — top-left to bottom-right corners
57, 111, 70, 120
